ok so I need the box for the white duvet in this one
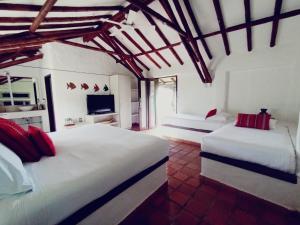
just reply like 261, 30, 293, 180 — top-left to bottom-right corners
162, 113, 231, 131
202, 123, 297, 174
0, 124, 168, 225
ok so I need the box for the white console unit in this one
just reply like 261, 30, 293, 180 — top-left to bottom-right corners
109, 75, 132, 129
85, 112, 119, 127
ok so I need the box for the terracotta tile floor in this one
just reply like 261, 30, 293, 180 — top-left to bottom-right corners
119, 141, 300, 225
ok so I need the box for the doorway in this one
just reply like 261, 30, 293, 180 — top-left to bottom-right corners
44, 75, 56, 132
156, 76, 177, 125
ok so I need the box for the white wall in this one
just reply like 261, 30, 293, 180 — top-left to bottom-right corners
147, 17, 300, 123
1, 40, 136, 131
42, 42, 134, 130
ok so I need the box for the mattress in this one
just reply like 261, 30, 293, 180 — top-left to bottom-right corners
202, 123, 297, 175
162, 113, 230, 131
0, 124, 168, 225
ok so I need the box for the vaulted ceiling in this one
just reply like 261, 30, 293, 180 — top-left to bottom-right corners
0, 0, 299, 83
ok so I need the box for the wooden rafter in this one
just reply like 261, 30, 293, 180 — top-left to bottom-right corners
0, 50, 38, 63
159, 0, 207, 83
0, 15, 111, 23
135, 28, 171, 67
202, 9, 300, 39
58, 40, 122, 56
111, 36, 150, 71
0, 3, 123, 12
173, 0, 212, 82
143, 12, 183, 65
183, 0, 212, 59
244, 0, 252, 51
99, 33, 144, 78
134, 42, 181, 56
0, 22, 102, 31
121, 30, 161, 69
0, 46, 41, 54
212, 0, 230, 55
126, 0, 187, 37
92, 39, 141, 78
0, 54, 43, 69
29, 0, 57, 33
173, 0, 200, 61
270, 0, 283, 47
0, 27, 103, 49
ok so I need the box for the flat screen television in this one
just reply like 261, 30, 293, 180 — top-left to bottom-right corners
87, 95, 115, 115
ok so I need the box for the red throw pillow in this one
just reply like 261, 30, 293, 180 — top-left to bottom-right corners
28, 125, 56, 156
256, 114, 271, 130
205, 108, 217, 119
0, 118, 41, 162
236, 113, 257, 128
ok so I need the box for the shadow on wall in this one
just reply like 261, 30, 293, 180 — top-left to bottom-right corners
207, 55, 226, 81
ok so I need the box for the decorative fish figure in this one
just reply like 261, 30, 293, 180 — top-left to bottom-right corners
103, 84, 109, 92
67, 82, 76, 90
94, 84, 100, 92
81, 83, 89, 90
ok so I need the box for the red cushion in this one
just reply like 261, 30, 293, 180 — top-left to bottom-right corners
235, 113, 257, 128
255, 114, 271, 130
0, 118, 41, 162
205, 108, 217, 119
28, 125, 56, 156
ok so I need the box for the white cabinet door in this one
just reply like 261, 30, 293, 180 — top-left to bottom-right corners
110, 75, 132, 129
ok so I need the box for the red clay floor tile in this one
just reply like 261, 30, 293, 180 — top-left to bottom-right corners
118, 141, 300, 225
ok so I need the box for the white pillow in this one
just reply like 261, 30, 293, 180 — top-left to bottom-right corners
206, 112, 232, 122
0, 144, 33, 199
270, 119, 277, 130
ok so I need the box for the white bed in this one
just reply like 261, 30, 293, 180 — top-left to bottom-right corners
202, 123, 297, 174
201, 121, 300, 211
162, 113, 232, 131
0, 124, 169, 225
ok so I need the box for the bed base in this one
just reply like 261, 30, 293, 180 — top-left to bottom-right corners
75, 163, 167, 225
201, 158, 300, 211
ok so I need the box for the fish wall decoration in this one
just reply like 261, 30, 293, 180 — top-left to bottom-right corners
81, 83, 89, 90
94, 84, 100, 92
67, 82, 76, 90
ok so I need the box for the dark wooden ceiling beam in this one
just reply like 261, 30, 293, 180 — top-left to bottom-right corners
0, 22, 102, 31
159, 0, 207, 83
100, 33, 144, 78
126, 0, 187, 37
92, 39, 141, 79
183, 0, 212, 59
91, 39, 121, 63
0, 3, 123, 12
244, 0, 252, 51
121, 30, 161, 69
212, 0, 230, 55
29, 0, 57, 33
143, 12, 183, 65
0, 54, 43, 69
0, 50, 37, 64
135, 28, 171, 67
0, 15, 111, 23
173, 0, 200, 62
270, 0, 283, 47
0, 27, 103, 49
58, 40, 122, 56
111, 35, 150, 71
134, 42, 181, 56
0, 46, 41, 54
173, 0, 212, 82
202, 9, 300, 39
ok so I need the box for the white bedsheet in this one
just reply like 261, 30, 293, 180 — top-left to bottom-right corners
0, 124, 168, 225
162, 113, 230, 131
202, 124, 297, 174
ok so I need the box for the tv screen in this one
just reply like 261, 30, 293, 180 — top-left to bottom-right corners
87, 95, 115, 115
